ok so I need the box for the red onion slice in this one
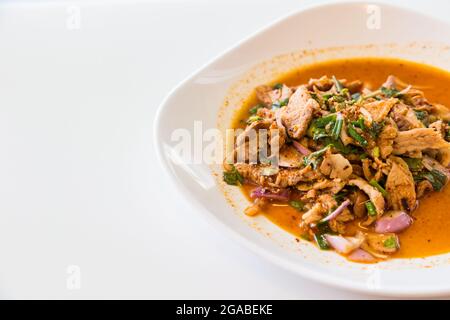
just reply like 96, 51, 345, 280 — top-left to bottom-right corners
250, 187, 290, 202
324, 233, 364, 254
374, 211, 413, 234
347, 249, 376, 263
320, 199, 351, 223
292, 141, 311, 155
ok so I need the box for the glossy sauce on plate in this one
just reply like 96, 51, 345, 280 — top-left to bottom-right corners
233, 58, 450, 259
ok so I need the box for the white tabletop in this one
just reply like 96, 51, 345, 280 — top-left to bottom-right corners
1, 0, 449, 299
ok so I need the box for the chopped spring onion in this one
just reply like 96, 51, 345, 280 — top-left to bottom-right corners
314, 233, 330, 250
369, 179, 388, 197
331, 113, 343, 140
347, 124, 368, 147
383, 236, 398, 249
365, 201, 377, 217
352, 117, 366, 130
332, 75, 344, 93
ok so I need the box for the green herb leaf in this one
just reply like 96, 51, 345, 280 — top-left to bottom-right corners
414, 109, 428, 120
314, 233, 330, 250
316, 220, 333, 234
365, 201, 377, 216
368, 121, 384, 139
333, 190, 349, 203
271, 98, 289, 109
223, 165, 244, 186
403, 157, 423, 171
381, 86, 400, 98
416, 170, 447, 191
303, 145, 330, 169
249, 104, 264, 115
359, 153, 368, 160
246, 115, 263, 124
313, 114, 337, 128
321, 137, 355, 155
272, 83, 283, 90
289, 200, 305, 211
427, 169, 448, 191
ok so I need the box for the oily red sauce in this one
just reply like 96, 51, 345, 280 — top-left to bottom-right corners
234, 57, 450, 259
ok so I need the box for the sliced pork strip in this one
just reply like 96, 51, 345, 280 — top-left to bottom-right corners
390, 103, 423, 131
278, 145, 303, 168
319, 153, 353, 180
393, 128, 450, 155
386, 156, 416, 212
281, 86, 320, 139
235, 163, 320, 189
349, 177, 385, 216
362, 98, 398, 122
376, 119, 398, 159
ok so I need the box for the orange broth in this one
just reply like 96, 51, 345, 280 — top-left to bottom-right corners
233, 57, 450, 259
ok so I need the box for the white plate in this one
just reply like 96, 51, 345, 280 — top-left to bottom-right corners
154, 2, 450, 297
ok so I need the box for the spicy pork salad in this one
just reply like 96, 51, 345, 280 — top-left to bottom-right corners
222, 60, 450, 263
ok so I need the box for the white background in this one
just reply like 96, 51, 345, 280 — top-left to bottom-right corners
1, 0, 449, 299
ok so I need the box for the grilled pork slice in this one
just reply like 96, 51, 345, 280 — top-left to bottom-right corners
386, 156, 416, 212
349, 177, 385, 216
393, 128, 450, 159
362, 98, 398, 122
234, 163, 320, 189
281, 86, 320, 139
390, 103, 423, 131
376, 119, 398, 159
319, 152, 353, 180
